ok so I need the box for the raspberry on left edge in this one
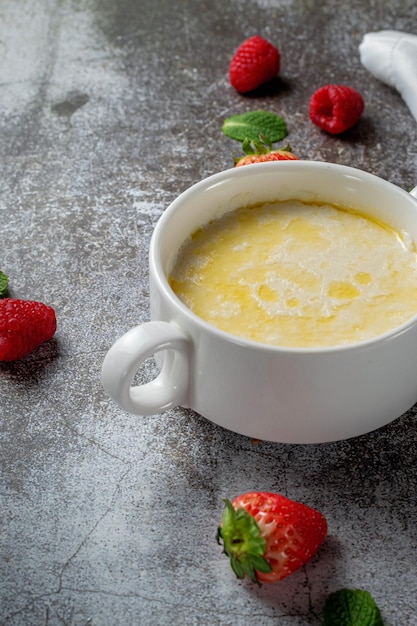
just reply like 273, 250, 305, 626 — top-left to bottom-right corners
0, 298, 57, 361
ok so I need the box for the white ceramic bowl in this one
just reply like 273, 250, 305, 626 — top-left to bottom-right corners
102, 161, 417, 443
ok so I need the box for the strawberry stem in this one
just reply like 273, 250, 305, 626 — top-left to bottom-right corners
239, 135, 293, 158
216, 499, 272, 585
241, 134, 273, 155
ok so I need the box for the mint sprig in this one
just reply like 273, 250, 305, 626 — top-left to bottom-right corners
0, 271, 8, 298
322, 589, 384, 626
222, 110, 287, 143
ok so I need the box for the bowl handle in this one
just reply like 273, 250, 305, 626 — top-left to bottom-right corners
101, 321, 191, 415
410, 186, 417, 199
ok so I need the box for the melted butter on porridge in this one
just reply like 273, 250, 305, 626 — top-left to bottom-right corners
169, 200, 417, 348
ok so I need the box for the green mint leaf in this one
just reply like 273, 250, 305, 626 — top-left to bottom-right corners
322, 589, 384, 626
222, 110, 287, 143
0, 271, 9, 297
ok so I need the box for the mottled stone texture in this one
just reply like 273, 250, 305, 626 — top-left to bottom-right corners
1, 1, 417, 624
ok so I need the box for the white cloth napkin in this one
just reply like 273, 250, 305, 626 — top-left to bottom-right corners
359, 30, 417, 123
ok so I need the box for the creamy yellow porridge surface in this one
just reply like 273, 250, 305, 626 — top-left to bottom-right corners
169, 200, 417, 348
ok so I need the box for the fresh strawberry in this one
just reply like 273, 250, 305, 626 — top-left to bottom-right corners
234, 137, 299, 167
309, 84, 365, 134
229, 35, 280, 93
217, 491, 327, 584
235, 136, 298, 167
0, 298, 57, 361
235, 150, 298, 166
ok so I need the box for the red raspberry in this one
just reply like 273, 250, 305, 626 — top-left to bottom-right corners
229, 35, 280, 93
309, 84, 365, 134
0, 298, 57, 361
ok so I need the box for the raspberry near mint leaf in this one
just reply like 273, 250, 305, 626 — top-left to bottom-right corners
309, 84, 365, 134
229, 36, 280, 93
0, 298, 57, 361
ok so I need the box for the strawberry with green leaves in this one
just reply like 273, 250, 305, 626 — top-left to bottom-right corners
217, 491, 327, 584
234, 137, 299, 167
221, 111, 297, 167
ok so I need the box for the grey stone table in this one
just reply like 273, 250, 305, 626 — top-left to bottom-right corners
1, 1, 417, 624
